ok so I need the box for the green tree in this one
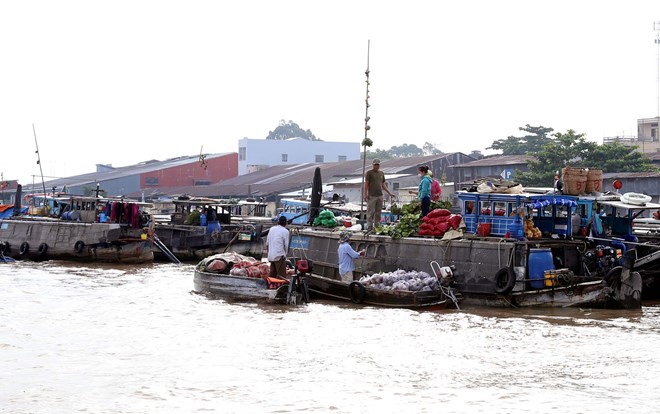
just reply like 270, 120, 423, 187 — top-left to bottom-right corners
266, 120, 319, 141
389, 143, 423, 157
584, 143, 656, 173
422, 141, 442, 155
488, 124, 554, 155
515, 129, 594, 186
364, 148, 392, 160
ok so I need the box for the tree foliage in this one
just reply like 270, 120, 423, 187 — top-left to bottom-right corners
389, 144, 424, 157
422, 141, 442, 155
488, 124, 554, 155
515, 129, 657, 186
266, 120, 319, 141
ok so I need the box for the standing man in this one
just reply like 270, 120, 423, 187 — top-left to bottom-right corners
267, 215, 290, 278
338, 231, 365, 282
363, 158, 394, 230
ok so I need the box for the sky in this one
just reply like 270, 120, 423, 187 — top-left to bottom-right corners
2, 1, 660, 185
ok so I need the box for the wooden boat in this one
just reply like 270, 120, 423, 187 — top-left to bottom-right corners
289, 190, 647, 309
303, 272, 451, 309
0, 189, 155, 264
193, 252, 306, 304
151, 197, 266, 262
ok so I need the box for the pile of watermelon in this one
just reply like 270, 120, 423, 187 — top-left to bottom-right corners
418, 208, 462, 237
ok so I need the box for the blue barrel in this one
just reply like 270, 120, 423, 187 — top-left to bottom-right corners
508, 221, 524, 240
199, 213, 208, 226
528, 248, 554, 289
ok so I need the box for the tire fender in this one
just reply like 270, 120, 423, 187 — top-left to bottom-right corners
494, 267, 516, 295
348, 281, 366, 304
19, 242, 30, 256
37, 243, 48, 256
74, 240, 85, 254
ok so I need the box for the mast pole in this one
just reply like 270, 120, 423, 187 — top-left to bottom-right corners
32, 123, 48, 199
360, 40, 371, 222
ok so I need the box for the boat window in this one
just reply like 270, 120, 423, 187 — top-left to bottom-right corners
464, 201, 475, 214
479, 201, 491, 215
556, 205, 569, 218
493, 201, 507, 216
541, 204, 553, 217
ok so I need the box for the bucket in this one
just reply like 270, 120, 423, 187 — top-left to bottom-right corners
477, 222, 491, 237
529, 248, 555, 289
562, 167, 588, 195
585, 169, 603, 193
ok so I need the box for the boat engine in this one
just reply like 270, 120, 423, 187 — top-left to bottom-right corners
582, 245, 620, 277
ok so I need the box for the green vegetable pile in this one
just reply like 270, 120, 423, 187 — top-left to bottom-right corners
312, 209, 339, 228
374, 199, 453, 239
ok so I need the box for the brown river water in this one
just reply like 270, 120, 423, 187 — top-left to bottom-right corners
1, 261, 660, 414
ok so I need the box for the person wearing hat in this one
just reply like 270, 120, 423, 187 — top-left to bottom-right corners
363, 158, 394, 230
337, 231, 365, 282
266, 215, 290, 278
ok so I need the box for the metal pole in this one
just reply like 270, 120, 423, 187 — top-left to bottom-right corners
360, 40, 371, 221
32, 124, 47, 200
655, 21, 660, 125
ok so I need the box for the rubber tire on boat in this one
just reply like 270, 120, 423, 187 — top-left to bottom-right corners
19, 242, 30, 256
74, 240, 85, 254
37, 243, 48, 256
605, 266, 622, 285
348, 281, 366, 304
494, 267, 516, 295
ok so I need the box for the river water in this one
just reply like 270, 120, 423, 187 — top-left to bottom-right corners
1, 261, 660, 414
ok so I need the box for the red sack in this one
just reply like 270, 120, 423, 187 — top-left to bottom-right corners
427, 208, 451, 218
433, 222, 450, 234
448, 214, 462, 230
419, 223, 434, 232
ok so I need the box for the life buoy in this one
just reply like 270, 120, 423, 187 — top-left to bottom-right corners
74, 240, 85, 253
348, 281, 366, 304
621, 192, 652, 206
494, 267, 516, 295
19, 242, 30, 256
37, 243, 48, 256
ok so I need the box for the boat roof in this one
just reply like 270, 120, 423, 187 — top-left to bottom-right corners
598, 199, 660, 210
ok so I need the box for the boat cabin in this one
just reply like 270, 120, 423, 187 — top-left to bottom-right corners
458, 191, 578, 238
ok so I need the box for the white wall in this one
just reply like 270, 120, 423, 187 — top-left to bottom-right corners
238, 138, 361, 175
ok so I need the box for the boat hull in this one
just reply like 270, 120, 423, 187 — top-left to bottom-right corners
289, 227, 640, 309
193, 269, 289, 303
304, 272, 448, 308
0, 218, 153, 264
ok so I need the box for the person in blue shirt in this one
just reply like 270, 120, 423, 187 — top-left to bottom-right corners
408, 165, 432, 218
337, 231, 365, 282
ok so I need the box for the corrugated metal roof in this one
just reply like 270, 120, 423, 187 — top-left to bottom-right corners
453, 154, 535, 167
25, 153, 234, 189
129, 153, 467, 199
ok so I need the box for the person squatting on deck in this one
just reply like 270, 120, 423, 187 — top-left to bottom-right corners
409, 165, 432, 218
267, 216, 290, 278
363, 158, 394, 230
338, 231, 365, 282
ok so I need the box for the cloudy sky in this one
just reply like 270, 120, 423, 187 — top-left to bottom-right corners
2, 1, 660, 184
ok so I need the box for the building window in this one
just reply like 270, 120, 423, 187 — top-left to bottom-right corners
338, 155, 347, 162
282, 154, 288, 162
315, 155, 324, 163
145, 177, 159, 186
193, 180, 211, 186
239, 146, 246, 161
392, 182, 400, 190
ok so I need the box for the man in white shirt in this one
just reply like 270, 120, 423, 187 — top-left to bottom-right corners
266, 215, 290, 277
